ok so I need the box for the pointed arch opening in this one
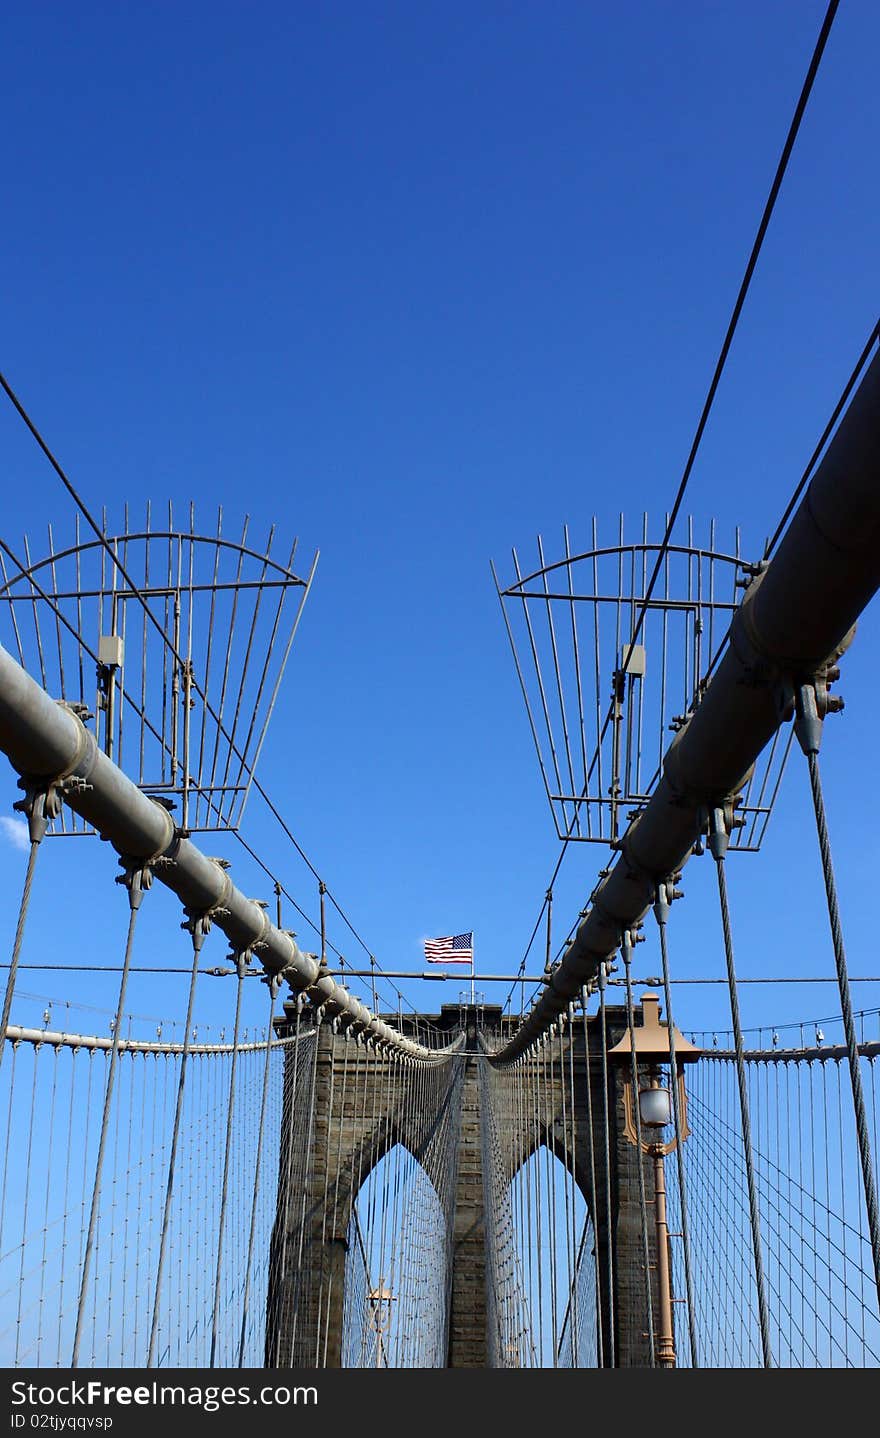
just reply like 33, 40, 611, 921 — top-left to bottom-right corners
342, 1143, 449, 1368
490, 1145, 596, 1367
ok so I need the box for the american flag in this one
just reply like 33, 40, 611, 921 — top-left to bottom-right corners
424, 932, 473, 965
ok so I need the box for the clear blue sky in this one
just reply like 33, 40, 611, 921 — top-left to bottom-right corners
1, 1, 879, 1046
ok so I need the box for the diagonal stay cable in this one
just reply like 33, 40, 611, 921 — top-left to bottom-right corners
693, 315, 880, 698
510, 307, 878, 1019
504, 0, 841, 1026
616, 0, 840, 683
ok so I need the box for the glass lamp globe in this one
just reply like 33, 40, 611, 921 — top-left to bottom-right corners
639, 1084, 672, 1128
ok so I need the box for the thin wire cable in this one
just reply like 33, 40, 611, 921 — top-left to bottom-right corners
764, 319, 880, 558
616, 0, 840, 681
503, 0, 841, 1024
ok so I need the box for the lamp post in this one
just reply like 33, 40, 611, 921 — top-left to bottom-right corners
609, 992, 701, 1369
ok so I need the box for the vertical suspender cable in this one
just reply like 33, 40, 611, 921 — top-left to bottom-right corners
14, 1046, 39, 1366
147, 933, 202, 1367
209, 962, 245, 1366
237, 980, 279, 1366
796, 686, 880, 1304
72, 870, 145, 1367
708, 810, 774, 1367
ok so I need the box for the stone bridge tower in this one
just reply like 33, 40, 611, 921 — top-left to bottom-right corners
265, 1001, 659, 1368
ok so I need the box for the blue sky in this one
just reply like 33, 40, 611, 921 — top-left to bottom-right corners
1, 1, 879, 1048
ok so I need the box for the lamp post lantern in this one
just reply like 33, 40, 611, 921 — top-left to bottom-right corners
609, 991, 701, 1368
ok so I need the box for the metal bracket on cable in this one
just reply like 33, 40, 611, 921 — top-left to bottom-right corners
789, 667, 845, 757
182, 907, 214, 954
229, 949, 253, 982
262, 970, 283, 1002
303, 950, 332, 1012
12, 775, 64, 846
699, 799, 745, 861
653, 874, 684, 926
247, 898, 271, 956
621, 924, 645, 968
114, 855, 155, 912
14, 702, 97, 844
146, 797, 184, 870
180, 856, 235, 953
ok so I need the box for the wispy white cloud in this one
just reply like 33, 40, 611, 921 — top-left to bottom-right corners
0, 816, 29, 853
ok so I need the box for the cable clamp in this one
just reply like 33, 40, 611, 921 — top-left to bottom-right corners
790, 668, 844, 757
653, 875, 684, 925
263, 971, 283, 1001
114, 855, 155, 911
697, 800, 744, 861
620, 925, 646, 964
12, 777, 61, 844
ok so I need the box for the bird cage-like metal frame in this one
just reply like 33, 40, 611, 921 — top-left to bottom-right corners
0, 502, 317, 836
492, 515, 791, 853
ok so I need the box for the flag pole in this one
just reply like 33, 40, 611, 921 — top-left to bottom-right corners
470, 935, 475, 1006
